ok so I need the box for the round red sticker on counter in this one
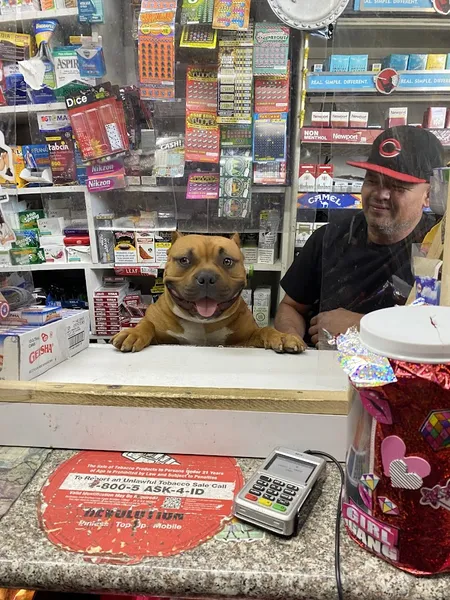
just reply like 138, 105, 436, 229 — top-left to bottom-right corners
39, 451, 244, 562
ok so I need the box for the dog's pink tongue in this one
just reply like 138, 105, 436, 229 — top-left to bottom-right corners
196, 298, 218, 318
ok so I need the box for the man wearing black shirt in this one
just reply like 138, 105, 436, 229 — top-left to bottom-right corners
275, 126, 444, 347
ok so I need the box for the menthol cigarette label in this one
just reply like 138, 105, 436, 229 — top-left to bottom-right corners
39, 451, 243, 562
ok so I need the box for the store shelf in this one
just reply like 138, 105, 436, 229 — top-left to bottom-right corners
339, 17, 450, 30
0, 263, 88, 273
0, 102, 66, 115
301, 127, 450, 147
247, 261, 282, 272
308, 93, 450, 104
306, 71, 450, 94
0, 7, 78, 23
7, 185, 86, 196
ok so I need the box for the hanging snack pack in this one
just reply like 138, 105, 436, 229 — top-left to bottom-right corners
218, 148, 252, 218
65, 86, 129, 163
341, 306, 450, 575
138, 0, 176, 101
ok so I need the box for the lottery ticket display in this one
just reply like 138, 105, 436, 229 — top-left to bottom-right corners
136, 7, 291, 194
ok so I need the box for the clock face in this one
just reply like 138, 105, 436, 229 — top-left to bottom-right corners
266, 0, 350, 30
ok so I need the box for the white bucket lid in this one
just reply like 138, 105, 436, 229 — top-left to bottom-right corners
360, 306, 450, 364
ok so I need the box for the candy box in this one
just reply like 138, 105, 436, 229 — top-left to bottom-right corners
20, 305, 61, 326
0, 309, 89, 381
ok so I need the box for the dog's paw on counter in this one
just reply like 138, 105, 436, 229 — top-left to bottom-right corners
112, 328, 154, 353
253, 327, 307, 354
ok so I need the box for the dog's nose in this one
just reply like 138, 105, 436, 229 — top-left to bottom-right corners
195, 270, 217, 286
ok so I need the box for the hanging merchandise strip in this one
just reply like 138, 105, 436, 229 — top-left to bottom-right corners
219, 148, 252, 218
185, 66, 220, 163
218, 26, 254, 125
138, 0, 176, 101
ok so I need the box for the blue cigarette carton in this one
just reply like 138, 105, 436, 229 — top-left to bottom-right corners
408, 54, 428, 71
325, 55, 350, 72
382, 54, 409, 71
349, 55, 369, 72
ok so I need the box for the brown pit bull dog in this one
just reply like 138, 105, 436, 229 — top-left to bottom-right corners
112, 233, 306, 354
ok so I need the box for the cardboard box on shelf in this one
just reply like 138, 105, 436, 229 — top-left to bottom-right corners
38, 217, 65, 237
316, 165, 334, 193
66, 246, 92, 263
350, 111, 369, 128
0, 309, 89, 381
331, 111, 349, 128
349, 55, 368, 72
423, 107, 447, 130
426, 54, 446, 70
136, 232, 156, 263
295, 223, 314, 248
408, 54, 428, 71
299, 164, 317, 192
43, 245, 67, 264
253, 286, 271, 328
387, 107, 408, 128
311, 112, 330, 128
114, 231, 137, 265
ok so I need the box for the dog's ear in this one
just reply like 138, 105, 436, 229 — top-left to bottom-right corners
230, 232, 241, 248
171, 231, 183, 244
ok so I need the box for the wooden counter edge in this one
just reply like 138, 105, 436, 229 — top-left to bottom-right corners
0, 381, 349, 415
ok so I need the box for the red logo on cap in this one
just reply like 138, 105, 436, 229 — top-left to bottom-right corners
432, 0, 450, 16
379, 138, 402, 159
375, 68, 399, 95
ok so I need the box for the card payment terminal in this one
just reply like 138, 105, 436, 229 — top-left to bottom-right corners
233, 447, 326, 536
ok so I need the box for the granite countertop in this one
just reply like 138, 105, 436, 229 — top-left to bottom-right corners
0, 448, 448, 600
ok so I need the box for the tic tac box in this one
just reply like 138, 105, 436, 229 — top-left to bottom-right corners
0, 309, 89, 381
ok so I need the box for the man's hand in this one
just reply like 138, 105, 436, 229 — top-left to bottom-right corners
308, 309, 363, 348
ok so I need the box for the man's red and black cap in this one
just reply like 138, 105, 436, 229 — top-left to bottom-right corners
347, 125, 444, 184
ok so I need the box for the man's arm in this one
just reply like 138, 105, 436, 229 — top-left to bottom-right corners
275, 294, 311, 339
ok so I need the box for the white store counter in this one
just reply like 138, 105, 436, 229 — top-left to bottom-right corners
0, 345, 349, 458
